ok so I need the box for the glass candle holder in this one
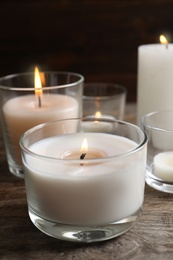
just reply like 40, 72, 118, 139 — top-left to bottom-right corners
83, 83, 127, 120
0, 71, 84, 178
142, 110, 173, 193
20, 117, 147, 243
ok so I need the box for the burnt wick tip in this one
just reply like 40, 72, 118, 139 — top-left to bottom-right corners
80, 153, 86, 160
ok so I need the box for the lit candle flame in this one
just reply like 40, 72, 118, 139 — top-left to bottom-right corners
160, 35, 168, 45
95, 111, 102, 118
80, 138, 88, 153
34, 67, 43, 96
34, 67, 43, 107
80, 138, 88, 160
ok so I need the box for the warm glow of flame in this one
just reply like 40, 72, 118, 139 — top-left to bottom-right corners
80, 138, 88, 153
160, 35, 168, 44
40, 72, 46, 87
34, 67, 43, 95
95, 111, 102, 118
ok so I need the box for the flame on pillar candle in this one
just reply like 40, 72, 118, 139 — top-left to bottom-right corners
160, 35, 168, 49
34, 67, 43, 107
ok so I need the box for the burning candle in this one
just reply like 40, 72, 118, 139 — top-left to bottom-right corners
3, 68, 78, 158
20, 118, 147, 242
1, 69, 82, 177
22, 132, 145, 225
137, 35, 173, 125
85, 111, 115, 121
82, 111, 114, 133
93, 111, 115, 121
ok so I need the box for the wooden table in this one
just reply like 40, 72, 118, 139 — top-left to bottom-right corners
1, 103, 173, 260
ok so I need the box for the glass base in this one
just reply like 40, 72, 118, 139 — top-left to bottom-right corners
9, 164, 24, 178
146, 172, 173, 193
29, 207, 141, 243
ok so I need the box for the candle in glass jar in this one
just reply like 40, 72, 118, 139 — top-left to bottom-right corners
2, 68, 79, 162
23, 133, 145, 226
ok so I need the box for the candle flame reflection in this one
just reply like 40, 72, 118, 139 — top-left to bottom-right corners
160, 35, 168, 44
80, 138, 88, 153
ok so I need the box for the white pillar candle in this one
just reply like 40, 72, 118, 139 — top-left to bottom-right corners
23, 133, 145, 226
3, 94, 78, 162
137, 42, 173, 125
154, 151, 173, 182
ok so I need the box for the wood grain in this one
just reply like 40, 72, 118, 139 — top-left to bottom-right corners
1, 104, 173, 259
0, 1, 173, 101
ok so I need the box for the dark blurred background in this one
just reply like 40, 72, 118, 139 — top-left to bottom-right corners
0, 0, 173, 102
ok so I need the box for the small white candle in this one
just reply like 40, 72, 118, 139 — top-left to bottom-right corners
154, 151, 173, 182
82, 111, 115, 133
23, 133, 145, 226
85, 111, 115, 121
137, 36, 173, 124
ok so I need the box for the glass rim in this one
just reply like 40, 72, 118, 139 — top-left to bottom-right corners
141, 110, 173, 132
83, 83, 127, 101
0, 71, 84, 91
20, 118, 147, 162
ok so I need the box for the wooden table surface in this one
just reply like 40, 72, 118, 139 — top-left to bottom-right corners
1, 103, 173, 260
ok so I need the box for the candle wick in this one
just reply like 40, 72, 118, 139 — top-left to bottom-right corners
166, 44, 168, 49
80, 153, 86, 160
38, 95, 42, 108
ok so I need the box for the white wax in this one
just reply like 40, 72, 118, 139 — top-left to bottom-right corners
82, 114, 115, 133
23, 133, 146, 226
137, 44, 173, 125
3, 94, 78, 163
85, 114, 115, 121
82, 121, 113, 133
154, 151, 173, 182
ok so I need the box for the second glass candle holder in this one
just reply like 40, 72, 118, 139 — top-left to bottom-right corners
83, 83, 127, 120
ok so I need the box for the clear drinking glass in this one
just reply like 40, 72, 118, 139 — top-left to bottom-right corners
142, 110, 173, 193
0, 71, 84, 178
83, 83, 127, 120
20, 117, 147, 243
